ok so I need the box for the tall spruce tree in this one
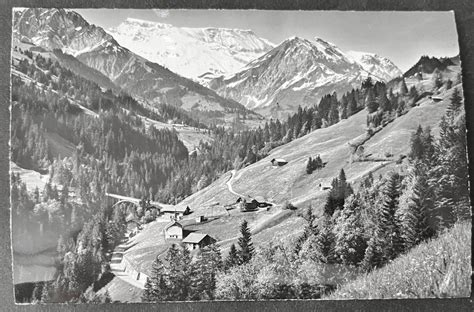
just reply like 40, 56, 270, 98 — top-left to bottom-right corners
142, 256, 167, 302
225, 243, 239, 270
237, 220, 254, 264
306, 157, 314, 174
379, 172, 402, 260
447, 87, 462, 116
398, 163, 435, 251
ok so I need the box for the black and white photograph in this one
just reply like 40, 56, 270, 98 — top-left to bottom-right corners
9, 7, 471, 304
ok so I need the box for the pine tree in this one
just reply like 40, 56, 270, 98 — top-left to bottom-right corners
225, 244, 240, 270
142, 255, 167, 302
361, 234, 384, 271
400, 78, 408, 95
379, 172, 402, 260
312, 215, 335, 263
447, 87, 462, 116
237, 220, 254, 264
306, 157, 313, 174
191, 244, 222, 300
409, 125, 424, 160
163, 244, 183, 300
348, 96, 358, 116
398, 163, 435, 251
333, 195, 367, 265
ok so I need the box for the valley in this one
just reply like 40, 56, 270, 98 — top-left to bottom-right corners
9, 8, 469, 304
100, 75, 459, 301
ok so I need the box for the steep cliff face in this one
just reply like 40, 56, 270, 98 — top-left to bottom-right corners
107, 18, 275, 82
13, 8, 255, 122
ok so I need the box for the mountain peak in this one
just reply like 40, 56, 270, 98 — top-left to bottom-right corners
108, 19, 274, 80
123, 17, 173, 28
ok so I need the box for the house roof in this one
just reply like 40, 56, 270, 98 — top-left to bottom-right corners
182, 233, 209, 244
160, 204, 189, 213
164, 221, 182, 231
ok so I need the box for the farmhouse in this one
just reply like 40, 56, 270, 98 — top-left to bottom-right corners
271, 158, 288, 166
239, 198, 259, 211
164, 221, 184, 240
182, 233, 216, 251
195, 215, 206, 223
161, 205, 191, 220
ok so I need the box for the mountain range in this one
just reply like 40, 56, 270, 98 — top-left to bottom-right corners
13, 8, 402, 120
107, 18, 275, 82
13, 8, 255, 124
207, 37, 402, 117
106, 18, 402, 117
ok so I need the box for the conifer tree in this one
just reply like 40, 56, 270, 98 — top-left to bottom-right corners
409, 125, 425, 160
143, 256, 167, 302
191, 244, 222, 300
306, 157, 314, 174
333, 195, 367, 265
400, 78, 408, 95
225, 243, 240, 270
361, 233, 384, 271
447, 87, 462, 115
398, 163, 435, 251
238, 220, 254, 264
312, 215, 335, 263
379, 172, 402, 260
348, 96, 358, 116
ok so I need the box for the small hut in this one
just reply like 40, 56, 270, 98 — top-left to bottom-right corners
271, 158, 288, 167
182, 233, 216, 251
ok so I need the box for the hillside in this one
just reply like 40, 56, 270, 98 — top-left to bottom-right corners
114, 77, 460, 295
326, 221, 471, 299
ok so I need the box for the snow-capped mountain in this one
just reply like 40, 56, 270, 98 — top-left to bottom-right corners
207, 36, 401, 117
13, 8, 254, 123
346, 50, 402, 82
107, 18, 275, 82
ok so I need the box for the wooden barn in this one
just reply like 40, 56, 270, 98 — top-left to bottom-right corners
164, 221, 184, 240
182, 233, 216, 251
161, 205, 191, 220
195, 215, 206, 223
239, 198, 259, 211
271, 158, 288, 166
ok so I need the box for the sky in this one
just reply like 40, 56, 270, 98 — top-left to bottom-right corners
76, 9, 459, 72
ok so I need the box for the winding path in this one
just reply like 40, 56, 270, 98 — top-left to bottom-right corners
226, 170, 244, 197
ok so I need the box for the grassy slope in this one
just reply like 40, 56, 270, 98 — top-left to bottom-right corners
97, 276, 144, 303
326, 221, 471, 299
118, 81, 457, 290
